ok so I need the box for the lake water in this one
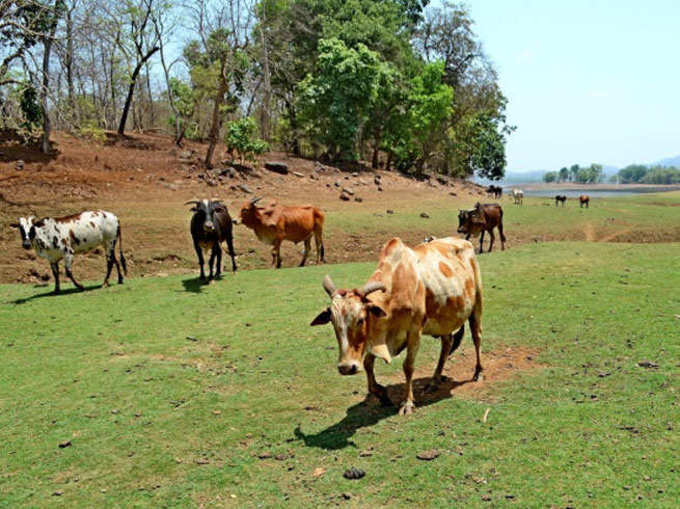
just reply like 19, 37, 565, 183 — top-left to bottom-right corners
502, 186, 678, 198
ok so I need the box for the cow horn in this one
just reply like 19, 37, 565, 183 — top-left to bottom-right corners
250, 196, 263, 206
184, 200, 200, 206
360, 281, 386, 297
322, 275, 337, 297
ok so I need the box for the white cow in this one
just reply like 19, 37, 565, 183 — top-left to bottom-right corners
12, 210, 126, 293
512, 188, 524, 205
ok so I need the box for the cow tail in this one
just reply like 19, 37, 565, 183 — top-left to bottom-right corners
117, 223, 128, 275
449, 325, 465, 355
499, 208, 507, 243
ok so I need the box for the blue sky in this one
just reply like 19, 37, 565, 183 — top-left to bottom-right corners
462, 0, 680, 171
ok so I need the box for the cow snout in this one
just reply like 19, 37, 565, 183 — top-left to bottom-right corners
204, 222, 215, 233
22, 241, 31, 249
338, 361, 360, 375
457, 226, 466, 234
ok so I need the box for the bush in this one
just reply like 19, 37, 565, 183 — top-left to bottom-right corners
225, 117, 269, 163
77, 126, 107, 144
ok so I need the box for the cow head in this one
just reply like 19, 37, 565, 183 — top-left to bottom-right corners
10, 217, 36, 249
238, 196, 263, 229
311, 275, 388, 375
457, 203, 485, 235
186, 199, 226, 235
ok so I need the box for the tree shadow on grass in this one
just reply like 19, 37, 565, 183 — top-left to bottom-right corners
10, 284, 100, 304
294, 375, 477, 450
181, 276, 209, 294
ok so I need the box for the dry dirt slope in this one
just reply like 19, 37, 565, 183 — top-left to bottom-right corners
0, 131, 487, 285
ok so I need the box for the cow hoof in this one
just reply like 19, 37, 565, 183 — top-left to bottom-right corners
102, 281, 110, 288
473, 369, 483, 382
398, 402, 415, 416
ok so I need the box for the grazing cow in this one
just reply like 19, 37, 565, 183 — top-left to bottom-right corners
555, 195, 567, 207
579, 195, 590, 208
186, 199, 237, 280
10, 210, 126, 293
310, 237, 483, 415
512, 188, 524, 205
457, 202, 506, 253
487, 185, 503, 199
239, 197, 325, 268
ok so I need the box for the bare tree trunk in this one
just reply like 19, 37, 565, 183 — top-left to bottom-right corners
117, 46, 159, 136
204, 79, 227, 168
145, 62, 154, 128
40, 1, 60, 154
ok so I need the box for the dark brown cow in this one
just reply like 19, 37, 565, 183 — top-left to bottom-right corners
239, 197, 325, 268
579, 195, 590, 208
457, 202, 506, 253
486, 185, 503, 199
555, 195, 567, 206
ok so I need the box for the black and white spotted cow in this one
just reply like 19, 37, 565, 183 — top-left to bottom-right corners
11, 210, 127, 293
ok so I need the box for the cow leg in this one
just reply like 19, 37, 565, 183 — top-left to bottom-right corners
64, 253, 84, 290
364, 354, 391, 406
488, 229, 495, 252
425, 334, 454, 393
225, 233, 237, 272
314, 230, 324, 263
214, 243, 222, 278
478, 231, 485, 254
208, 245, 217, 279
399, 332, 420, 416
194, 241, 206, 280
51, 262, 60, 294
103, 240, 115, 287
273, 239, 282, 268
469, 309, 483, 381
498, 223, 506, 251
299, 238, 311, 267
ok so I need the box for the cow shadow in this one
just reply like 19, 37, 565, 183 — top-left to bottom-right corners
9, 284, 100, 304
293, 375, 476, 450
181, 276, 209, 294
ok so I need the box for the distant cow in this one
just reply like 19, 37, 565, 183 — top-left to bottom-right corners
457, 202, 506, 253
486, 185, 503, 199
310, 237, 483, 415
512, 188, 524, 205
11, 210, 126, 293
239, 197, 325, 268
555, 195, 567, 206
186, 199, 237, 280
579, 195, 590, 208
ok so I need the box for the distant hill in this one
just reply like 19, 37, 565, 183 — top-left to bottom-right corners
653, 155, 680, 167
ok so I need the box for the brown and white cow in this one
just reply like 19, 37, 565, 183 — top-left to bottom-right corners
239, 197, 325, 268
11, 210, 126, 293
311, 237, 483, 415
579, 195, 590, 208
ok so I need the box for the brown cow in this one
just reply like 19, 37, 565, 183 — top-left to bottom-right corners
310, 237, 483, 415
457, 202, 506, 253
239, 197, 325, 268
579, 195, 590, 208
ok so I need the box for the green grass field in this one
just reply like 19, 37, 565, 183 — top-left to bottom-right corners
1, 237, 679, 507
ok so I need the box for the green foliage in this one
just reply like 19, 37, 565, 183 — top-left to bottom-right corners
77, 126, 106, 144
575, 163, 604, 183
618, 164, 650, 183
19, 85, 42, 129
559, 166, 569, 182
543, 171, 558, 183
225, 117, 269, 163
168, 78, 199, 140
298, 38, 390, 160
640, 166, 680, 184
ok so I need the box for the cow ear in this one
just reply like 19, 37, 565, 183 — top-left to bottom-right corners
9, 222, 19, 228
367, 304, 387, 318
310, 308, 331, 326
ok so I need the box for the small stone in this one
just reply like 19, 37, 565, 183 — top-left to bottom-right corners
386, 209, 394, 214
15, 160, 25, 170
293, 171, 304, 178
238, 184, 253, 194
58, 440, 72, 449
343, 187, 355, 195
264, 162, 288, 174
420, 212, 430, 219
339, 192, 350, 201
343, 467, 365, 479
258, 451, 273, 459
377, 186, 383, 192
416, 449, 439, 461
637, 360, 658, 368
52, 491, 63, 496
354, 196, 363, 202
342, 493, 352, 500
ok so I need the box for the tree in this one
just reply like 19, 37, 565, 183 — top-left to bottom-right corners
298, 38, 390, 161
559, 166, 569, 182
569, 164, 580, 182
225, 116, 268, 163
114, 0, 160, 135
617, 164, 648, 183
543, 171, 557, 183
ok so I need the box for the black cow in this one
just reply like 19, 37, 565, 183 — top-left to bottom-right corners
186, 199, 237, 280
555, 195, 567, 206
487, 185, 503, 199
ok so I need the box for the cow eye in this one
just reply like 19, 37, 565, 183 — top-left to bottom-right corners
357, 317, 364, 326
